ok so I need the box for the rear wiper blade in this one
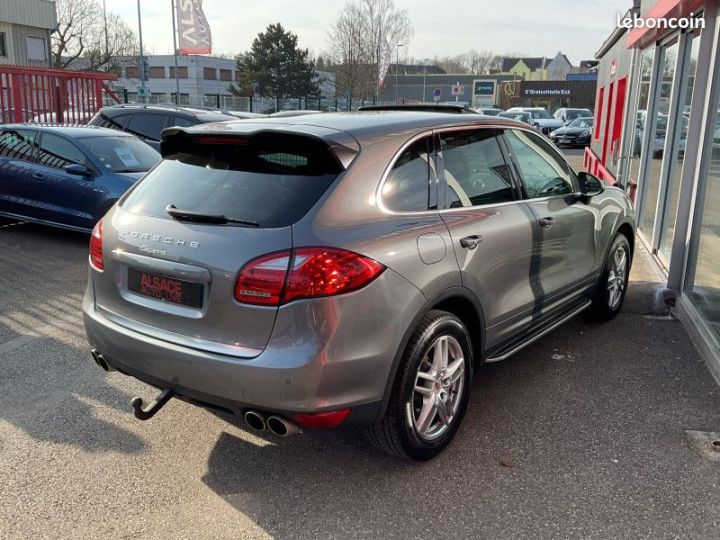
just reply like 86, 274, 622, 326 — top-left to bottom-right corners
165, 204, 259, 227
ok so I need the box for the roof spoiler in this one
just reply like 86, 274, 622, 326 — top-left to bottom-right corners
357, 104, 478, 114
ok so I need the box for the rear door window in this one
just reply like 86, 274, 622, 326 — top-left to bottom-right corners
383, 137, 433, 212
0, 129, 37, 162
122, 133, 343, 228
440, 129, 515, 207
36, 133, 88, 170
128, 113, 168, 140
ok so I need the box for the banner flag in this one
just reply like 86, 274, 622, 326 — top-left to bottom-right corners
378, 39, 393, 88
176, 0, 212, 55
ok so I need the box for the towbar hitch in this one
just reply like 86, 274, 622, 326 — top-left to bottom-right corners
131, 388, 174, 420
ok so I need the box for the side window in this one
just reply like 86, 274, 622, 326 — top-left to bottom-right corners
0, 129, 37, 162
440, 129, 514, 208
504, 129, 575, 198
169, 116, 198, 128
383, 137, 432, 212
36, 133, 87, 170
128, 113, 168, 140
90, 112, 131, 130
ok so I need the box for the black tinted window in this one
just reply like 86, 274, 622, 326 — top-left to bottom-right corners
91, 112, 131, 130
505, 129, 574, 198
169, 116, 197, 128
122, 134, 342, 228
441, 129, 514, 207
0, 129, 36, 161
128, 113, 168, 140
37, 133, 87, 170
383, 138, 432, 212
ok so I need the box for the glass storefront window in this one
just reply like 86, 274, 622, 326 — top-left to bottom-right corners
658, 33, 701, 262
685, 92, 720, 342
629, 49, 655, 186
639, 39, 679, 239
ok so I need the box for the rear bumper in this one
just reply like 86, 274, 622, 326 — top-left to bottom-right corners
83, 268, 426, 426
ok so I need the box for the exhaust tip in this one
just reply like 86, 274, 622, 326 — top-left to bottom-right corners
267, 416, 288, 436
244, 410, 266, 432
90, 349, 114, 372
267, 415, 301, 437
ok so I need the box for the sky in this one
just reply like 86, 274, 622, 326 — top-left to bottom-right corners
113, 0, 632, 65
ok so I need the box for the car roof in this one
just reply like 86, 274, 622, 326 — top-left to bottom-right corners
2, 124, 132, 139
99, 104, 235, 121
174, 110, 529, 141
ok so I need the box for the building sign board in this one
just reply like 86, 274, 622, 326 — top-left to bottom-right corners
473, 80, 495, 96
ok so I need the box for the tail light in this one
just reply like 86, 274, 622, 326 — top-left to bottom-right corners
89, 220, 104, 271
234, 247, 385, 306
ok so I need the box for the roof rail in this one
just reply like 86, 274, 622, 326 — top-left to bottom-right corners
357, 104, 478, 114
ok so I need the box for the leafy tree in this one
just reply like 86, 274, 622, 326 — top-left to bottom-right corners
230, 24, 320, 98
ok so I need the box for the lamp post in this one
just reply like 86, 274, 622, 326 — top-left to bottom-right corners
423, 59, 428, 102
395, 44, 403, 104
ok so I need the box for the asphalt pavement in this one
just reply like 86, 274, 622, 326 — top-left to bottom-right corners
1, 186, 720, 538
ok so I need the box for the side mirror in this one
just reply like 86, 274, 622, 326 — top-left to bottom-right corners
578, 171, 604, 200
63, 163, 92, 176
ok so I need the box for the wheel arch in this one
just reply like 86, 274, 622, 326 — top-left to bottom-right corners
374, 286, 486, 423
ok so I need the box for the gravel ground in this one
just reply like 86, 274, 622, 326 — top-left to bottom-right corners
1, 189, 720, 539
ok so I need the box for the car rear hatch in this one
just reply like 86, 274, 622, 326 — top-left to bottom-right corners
91, 125, 358, 357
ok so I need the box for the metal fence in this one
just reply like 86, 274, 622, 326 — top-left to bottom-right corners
105, 90, 387, 114
0, 65, 118, 124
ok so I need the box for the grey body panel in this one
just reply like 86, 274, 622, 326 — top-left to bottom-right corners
84, 112, 636, 421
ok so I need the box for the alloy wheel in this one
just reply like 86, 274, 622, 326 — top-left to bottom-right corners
407, 334, 465, 442
607, 245, 628, 309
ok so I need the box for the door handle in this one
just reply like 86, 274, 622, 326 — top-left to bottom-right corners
538, 217, 554, 229
459, 235, 483, 249
31, 172, 44, 179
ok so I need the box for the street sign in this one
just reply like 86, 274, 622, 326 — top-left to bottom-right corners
451, 85, 464, 96
433, 88, 442, 98
137, 86, 149, 97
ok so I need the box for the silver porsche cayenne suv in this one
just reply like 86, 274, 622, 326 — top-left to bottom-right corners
83, 110, 635, 460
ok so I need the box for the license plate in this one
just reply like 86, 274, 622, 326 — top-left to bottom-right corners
560, 138, 571, 143
127, 268, 204, 308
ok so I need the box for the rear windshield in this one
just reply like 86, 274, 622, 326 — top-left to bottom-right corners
80, 135, 160, 172
121, 133, 341, 228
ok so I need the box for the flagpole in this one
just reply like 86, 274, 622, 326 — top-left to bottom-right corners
137, 0, 146, 103
171, 0, 180, 105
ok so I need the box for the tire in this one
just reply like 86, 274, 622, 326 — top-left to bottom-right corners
366, 310, 473, 461
589, 233, 632, 321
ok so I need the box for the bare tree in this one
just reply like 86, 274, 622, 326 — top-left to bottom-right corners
327, 2, 374, 100
53, 0, 138, 71
327, 0, 413, 99
464, 50, 503, 74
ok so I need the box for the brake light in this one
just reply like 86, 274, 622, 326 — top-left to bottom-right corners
234, 248, 385, 306
233, 250, 291, 306
89, 220, 104, 271
292, 409, 351, 429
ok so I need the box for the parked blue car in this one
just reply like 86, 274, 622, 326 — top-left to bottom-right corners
0, 125, 160, 232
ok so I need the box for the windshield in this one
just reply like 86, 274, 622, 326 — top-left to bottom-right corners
566, 109, 592, 120
80, 135, 161, 172
499, 112, 530, 123
570, 118, 593, 128
530, 110, 552, 119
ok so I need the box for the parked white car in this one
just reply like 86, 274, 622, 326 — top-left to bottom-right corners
506, 107, 564, 134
